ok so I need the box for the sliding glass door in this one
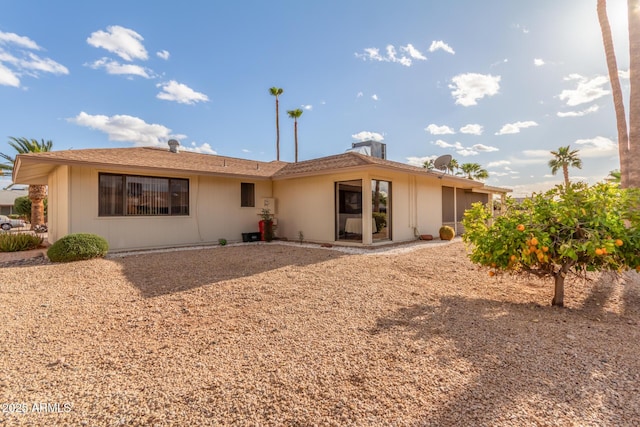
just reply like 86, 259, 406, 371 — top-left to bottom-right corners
372, 179, 391, 241
336, 180, 362, 242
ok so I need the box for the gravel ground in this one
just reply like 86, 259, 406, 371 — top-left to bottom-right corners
1, 241, 639, 426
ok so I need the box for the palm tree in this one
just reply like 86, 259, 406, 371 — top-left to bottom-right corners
0, 137, 53, 229
548, 145, 582, 186
606, 169, 621, 185
269, 87, 284, 161
287, 108, 303, 163
447, 158, 459, 175
597, 0, 630, 188
459, 163, 489, 180
423, 159, 435, 170
628, 0, 640, 188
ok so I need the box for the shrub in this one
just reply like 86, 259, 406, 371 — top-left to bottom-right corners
372, 212, 387, 230
439, 225, 455, 240
218, 238, 227, 246
14, 196, 48, 221
47, 233, 109, 262
0, 233, 43, 252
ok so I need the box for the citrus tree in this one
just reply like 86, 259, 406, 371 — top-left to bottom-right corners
462, 182, 640, 306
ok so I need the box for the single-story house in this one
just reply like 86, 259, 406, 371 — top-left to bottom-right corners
12, 141, 510, 251
0, 187, 28, 216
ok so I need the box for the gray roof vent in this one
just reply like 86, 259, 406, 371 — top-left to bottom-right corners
168, 139, 180, 153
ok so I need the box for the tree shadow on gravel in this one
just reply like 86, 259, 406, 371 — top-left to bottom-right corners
112, 244, 344, 298
372, 293, 640, 426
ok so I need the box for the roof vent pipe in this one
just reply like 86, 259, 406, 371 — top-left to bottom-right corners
168, 139, 180, 153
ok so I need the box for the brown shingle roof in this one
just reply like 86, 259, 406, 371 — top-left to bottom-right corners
13, 146, 511, 194
14, 146, 287, 181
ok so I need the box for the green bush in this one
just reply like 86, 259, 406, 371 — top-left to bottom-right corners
439, 225, 455, 240
372, 212, 387, 230
0, 233, 43, 252
13, 196, 48, 221
47, 233, 109, 262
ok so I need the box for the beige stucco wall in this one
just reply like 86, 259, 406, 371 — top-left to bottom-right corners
47, 165, 70, 245
273, 169, 444, 245
64, 166, 272, 251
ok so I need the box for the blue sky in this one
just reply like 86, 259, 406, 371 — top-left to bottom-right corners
0, 0, 631, 196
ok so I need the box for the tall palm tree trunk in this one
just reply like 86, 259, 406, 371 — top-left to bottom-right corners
276, 97, 281, 161
628, 0, 640, 188
598, 0, 630, 187
294, 119, 298, 163
563, 165, 570, 186
28, 185, 46, 229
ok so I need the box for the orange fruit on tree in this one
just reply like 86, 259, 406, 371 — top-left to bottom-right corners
530, 237, 538, 246
510, 254, 517, 261
541, 246, 549, 252
516, 224, 525, 232
595, 248, 604, 256
615, 239, 623, 247
602, 247, 607, 254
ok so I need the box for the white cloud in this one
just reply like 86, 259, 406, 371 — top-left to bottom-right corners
19, 52, 68, 75
87, 58, 153, 78
401, 44, 427, 60
558, 74, 610, 106
534, 58, 545, 66
156, 80, 209, 105
406, 155, 436, 167
0, 31, 41, 50
183, 142, 216, 155
487, 160, 511, 168
574, 136, 617, 157
0, 62, 20, 87
0, 31, 68, 86
425, 124, 455, 135
471, 143, 499, 152
428, 40, 455, 54
430, 140, 497, 156
356, 91, 364, 98
557, 104, 599, 117
352, 131, 384, 142
302, 104, 313, 110
459, 124, 483, 135
355, 43, 426, 67
449, 73, 501, 106
371, 94, 378, 101
495, 121, 538, 135
522, 149, 552, 158
69, 111, 185, 146
87, 25, 148, 61
432, 139, 460, 149
619, 69, 629, 79
156, 50, 170, 60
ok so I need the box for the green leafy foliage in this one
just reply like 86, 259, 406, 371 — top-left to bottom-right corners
372, 212, 387, 230
439, 225, 455, 240
13, 196, 47, 220
462, 183, 640, 303
0, 233, 43, 252
47, 233, 109, 263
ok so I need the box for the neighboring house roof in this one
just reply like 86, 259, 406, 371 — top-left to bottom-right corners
13, 146, 511, 195
0, 189, 28, 205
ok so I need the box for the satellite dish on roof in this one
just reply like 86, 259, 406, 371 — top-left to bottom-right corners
433, 154, 452, 171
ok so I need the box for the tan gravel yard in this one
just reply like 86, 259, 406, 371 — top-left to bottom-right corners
1, 241, 639, 426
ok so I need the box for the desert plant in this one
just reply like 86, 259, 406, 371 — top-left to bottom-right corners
0, 233, 43, 252
298, 230, 304, 244
47, 233, 109, 262
218, 238, 227, 246
439, 225, 455, 240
